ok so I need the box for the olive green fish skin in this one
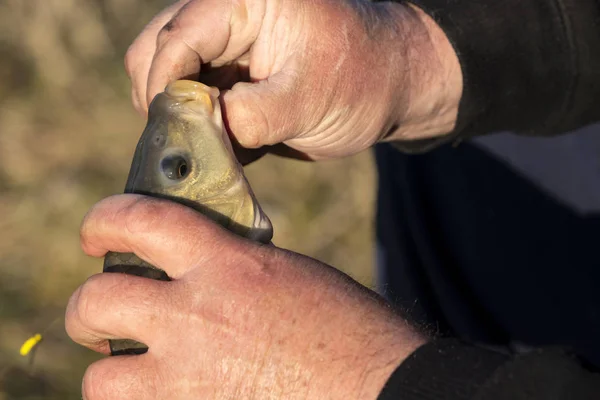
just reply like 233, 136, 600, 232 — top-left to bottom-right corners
102, 80, 273, 356
124, 80, 273, 243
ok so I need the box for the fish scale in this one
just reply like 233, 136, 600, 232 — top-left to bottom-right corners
102, 80, 273, 356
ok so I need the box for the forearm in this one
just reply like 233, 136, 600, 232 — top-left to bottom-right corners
377, 0, 600, 153
371, 1, 463, 145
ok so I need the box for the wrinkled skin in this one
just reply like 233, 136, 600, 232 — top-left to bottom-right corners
66, 0, 464, 398
124, 0, 462, 161
67, 195, 425, 399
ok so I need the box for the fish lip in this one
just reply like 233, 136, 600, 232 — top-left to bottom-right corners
153, 93, 217, 120
162, 80, 219, 115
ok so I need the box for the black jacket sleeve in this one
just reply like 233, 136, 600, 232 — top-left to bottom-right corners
385, 0, 600, 153
374, 1, 600, 397
378, 339, 600, 400
371, 0, 600, 397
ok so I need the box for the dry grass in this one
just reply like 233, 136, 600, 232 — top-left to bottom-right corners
0, 1, 377, 398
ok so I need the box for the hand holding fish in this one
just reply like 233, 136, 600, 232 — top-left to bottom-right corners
125, 0, 462, 159
65, 195, 424, 399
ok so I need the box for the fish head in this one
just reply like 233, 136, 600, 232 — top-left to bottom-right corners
123, 80, 273, 243
125, 80, 240, 201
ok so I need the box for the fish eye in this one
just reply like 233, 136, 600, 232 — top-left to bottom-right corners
161, 155, 189, 180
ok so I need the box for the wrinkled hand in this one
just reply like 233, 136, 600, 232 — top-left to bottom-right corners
125, 0, 462, 160
66, 195, 425, 399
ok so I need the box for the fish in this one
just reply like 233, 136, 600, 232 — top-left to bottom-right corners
102, 80, 273, 356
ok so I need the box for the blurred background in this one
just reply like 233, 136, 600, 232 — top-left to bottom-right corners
0, 0, 377, 398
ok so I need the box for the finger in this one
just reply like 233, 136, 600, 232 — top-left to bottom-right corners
80, 194, 244, 279
221, 96, 269, 165
221, 75, 307, 150
65, 272, 175, 353
146, 0, 235, 107
125, 0, 191, 115
82, 355, 156, 400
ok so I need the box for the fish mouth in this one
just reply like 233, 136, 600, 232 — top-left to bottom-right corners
164, 80, 219, 115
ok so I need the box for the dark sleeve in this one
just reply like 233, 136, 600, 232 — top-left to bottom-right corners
377, 339, 600, 400
385, 0, 600, 153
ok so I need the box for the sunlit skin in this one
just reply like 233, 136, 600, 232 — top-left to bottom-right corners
66, 0, 464, 398
124, 0, 462, 160
67, 195, 425, 399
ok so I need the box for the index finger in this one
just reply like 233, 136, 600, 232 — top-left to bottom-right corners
145, 0, 234, 107
125, 0, 191, 115
80, 194, 247, 279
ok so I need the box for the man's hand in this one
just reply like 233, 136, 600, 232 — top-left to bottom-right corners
125, 0, 462, 160
66, 195, 425, 399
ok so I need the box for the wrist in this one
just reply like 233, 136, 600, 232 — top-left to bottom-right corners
351, 329, 427, 400
309, 278, 427, 399
378, 1, 463, 142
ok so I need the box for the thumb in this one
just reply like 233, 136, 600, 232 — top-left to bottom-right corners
221, 75, 307, 149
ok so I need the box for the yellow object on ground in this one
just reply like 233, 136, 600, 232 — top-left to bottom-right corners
19, 334, 42, 356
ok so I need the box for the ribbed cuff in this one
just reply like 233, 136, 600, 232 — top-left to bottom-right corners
377, 339, 509, 400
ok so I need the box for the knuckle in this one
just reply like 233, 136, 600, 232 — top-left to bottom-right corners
74, 274, 112, 330
119, 196, 165, 236
64, 290, 82, 339
82, 362, 111, 400
80, 201, 103, 238
157, 17, 180, 47
74, 277, 99, 329
79, 210, 94, 246
79, 214, 105, 255
79, 196, 124, 250
118, 195, 194, 238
